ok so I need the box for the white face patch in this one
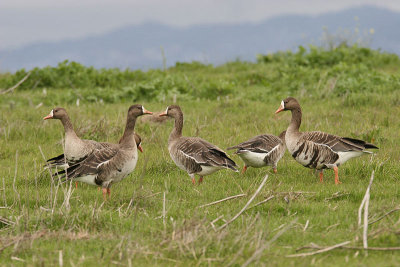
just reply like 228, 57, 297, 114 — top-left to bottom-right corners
50, 109, 54, 117
141, 106, 144, 113
165, 106, 169, 114
281, 100, 285, 109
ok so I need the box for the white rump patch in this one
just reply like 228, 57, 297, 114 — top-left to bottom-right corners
238, 151, 268, 167
198, 165, 222, 176
336, 151, 364, 166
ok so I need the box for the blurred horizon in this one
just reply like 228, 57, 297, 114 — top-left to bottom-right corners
1, 2, 400, 72
1, 0, 399, 50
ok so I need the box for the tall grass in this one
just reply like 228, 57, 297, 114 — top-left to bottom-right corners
0, 46, 400, 265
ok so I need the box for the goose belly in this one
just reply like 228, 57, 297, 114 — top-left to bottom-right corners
113, 154, 138, 182
291, 142, 338, 170
75, 175, 97, 186
170, 153, 188, 172
197, 165, 223, 176
238, 151, 268, 167
65, 144, 87, 163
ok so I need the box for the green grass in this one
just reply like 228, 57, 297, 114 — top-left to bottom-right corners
1, 47, 400, 266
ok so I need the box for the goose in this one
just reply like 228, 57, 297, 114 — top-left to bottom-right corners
227, 131, 286, 174
55, 104, 152, 199
159, 105, 238, 184
44, 108, 143, 188
275, 97, 378, 184
43, 107, 144, 167
46, 132, 144, 168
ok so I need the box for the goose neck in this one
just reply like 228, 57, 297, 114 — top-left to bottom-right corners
169, 113, 183, 141
61, 115, 78, 137
119, 116, 137, 147
288, 107, 302, 133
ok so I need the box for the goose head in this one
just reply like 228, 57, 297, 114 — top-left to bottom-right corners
159, 105, 182, 118
134, 133, 143, 153
128, 104, 153, 118
275, 97, 300, 113
43, 107, 68, 120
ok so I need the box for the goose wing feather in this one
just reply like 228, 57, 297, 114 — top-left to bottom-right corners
228, 134, 282, 153
56, 146, 119, 180
302, 131, 376, 152
177, 137, 237, 169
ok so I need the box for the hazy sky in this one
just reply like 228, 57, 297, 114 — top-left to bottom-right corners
1, 0, 399, 50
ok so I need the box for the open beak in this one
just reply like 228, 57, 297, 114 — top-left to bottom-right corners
138, 144, 143, 153
143, 107, 153, 115
159, 111, 168, 117
43, 114, 53, 120
275, 103, 285, 114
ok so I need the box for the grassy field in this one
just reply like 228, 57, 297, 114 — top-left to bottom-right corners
1, 46, 400, 266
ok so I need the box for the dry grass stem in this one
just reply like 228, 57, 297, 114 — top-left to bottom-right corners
245, 195, 274, 211
198, 194, 246, 208
242, 220, 296, 266
218, 175, 268, 231
287, 241, 351, 257
358, 170, 375, 227
369, 207, 400, 225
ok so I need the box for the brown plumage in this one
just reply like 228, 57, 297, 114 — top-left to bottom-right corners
54, 105, 152, 199
44, 107, 143, 169
228, 131, 286, 174
275, 97, 378, 184
160, 105, 238, 184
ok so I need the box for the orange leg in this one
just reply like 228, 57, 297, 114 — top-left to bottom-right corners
191, 177, 196, 185
75, 182, 78, 189
273, 168, 277, 174
333, 166, 341, 185
102, 188, 108, 200
198, 176, 203, 184
319, 171, 324, 183
107, 188, 111, 197
241, 165, 248, 174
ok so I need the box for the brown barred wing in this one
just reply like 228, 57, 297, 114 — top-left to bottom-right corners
58, 146, 119, 180
177, 137, 238, 171
228, 134, 283, 154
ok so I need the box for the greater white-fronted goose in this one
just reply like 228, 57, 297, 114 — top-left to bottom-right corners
159, 105, 238, 184
44, 107, 143, 169
55, 104, 152, 199
275, 97, 378, 184
227, 131, 286, 174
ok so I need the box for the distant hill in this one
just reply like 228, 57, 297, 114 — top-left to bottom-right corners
1, 6, 399, 72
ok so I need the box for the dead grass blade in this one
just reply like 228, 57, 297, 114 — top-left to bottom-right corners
245, 195, 274, 211
218, 174, 268, 231
287, 241, 351, 257
369, 207, 400, 225
198, 194, 246, 208
242, 219, 296, 267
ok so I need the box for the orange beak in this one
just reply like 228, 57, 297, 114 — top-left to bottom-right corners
143, 107, 153, 115
159, 111, 168, 117
275, 102, 285, 114
43, 114, 53, 120
138, 144, 143, 153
